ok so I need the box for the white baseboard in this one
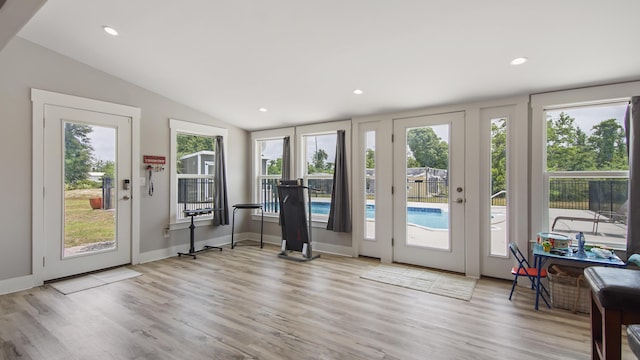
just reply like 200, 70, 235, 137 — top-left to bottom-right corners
139, 234, 232, 263
0, 274, 34, 295
257, 233, 353, 257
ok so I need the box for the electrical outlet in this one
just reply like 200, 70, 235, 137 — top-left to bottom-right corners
163, 228, 170, 238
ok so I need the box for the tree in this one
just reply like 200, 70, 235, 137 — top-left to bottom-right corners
407, 127, 448, 169
407, 156, 420, 168
177, 133, 215, 158
366, 148, 375, 168
588, 118, 628, 170
267, 158, 282, 175
546, 112, 595, 171
308, 149, 333, 174
93, 159, 115, 179
64, 123, 94, 185
491, 119, 507, 196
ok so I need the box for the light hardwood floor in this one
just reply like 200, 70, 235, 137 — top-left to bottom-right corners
0, 243, 635, 360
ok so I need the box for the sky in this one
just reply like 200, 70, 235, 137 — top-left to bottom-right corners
88, 125, 115, 162
546, 102, 628, 136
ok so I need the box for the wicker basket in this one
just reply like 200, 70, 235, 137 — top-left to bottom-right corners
548, 264, 590, 314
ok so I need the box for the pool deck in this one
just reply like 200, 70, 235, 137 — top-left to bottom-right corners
363, 203, 627, 255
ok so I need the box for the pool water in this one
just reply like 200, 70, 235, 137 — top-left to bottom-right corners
311, 202, 448, 229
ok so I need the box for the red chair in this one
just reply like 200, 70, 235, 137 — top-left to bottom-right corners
508, 242, 551, 308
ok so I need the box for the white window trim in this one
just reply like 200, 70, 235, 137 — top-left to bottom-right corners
296, 120, 352, 223
251, 127, 295, 218
169, 118, 227, 229
531, 81, 640, 240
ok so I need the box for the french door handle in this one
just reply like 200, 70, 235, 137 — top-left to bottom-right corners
456, 198, 464, 204
122, 195, 131, 200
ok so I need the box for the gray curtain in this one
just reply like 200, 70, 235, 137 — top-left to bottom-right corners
327, 130, 352, 232
213, 135, 229, 225
626, 96, 640, 257
282, 136, 291, 180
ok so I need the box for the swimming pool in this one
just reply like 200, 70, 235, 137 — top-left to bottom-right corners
311, 202, 448, 229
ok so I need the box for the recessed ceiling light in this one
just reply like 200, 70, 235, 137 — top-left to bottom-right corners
353, 89, 364, 95
510, 57, 527, 65
259, 107, 268, 112
102, 26, 119, 36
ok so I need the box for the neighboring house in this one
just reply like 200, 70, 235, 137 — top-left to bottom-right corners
87, 171, 105, 182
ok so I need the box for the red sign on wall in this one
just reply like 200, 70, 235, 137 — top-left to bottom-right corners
143, 155, 166, 164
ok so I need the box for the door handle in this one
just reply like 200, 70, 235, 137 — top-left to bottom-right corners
122, 195, 131, 200
456, 198, 464, 204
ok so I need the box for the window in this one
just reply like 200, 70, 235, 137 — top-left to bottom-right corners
251, 128, 294, 216
490, 117, 508, 256
531, 83, 640, 250
170, 119, 227, 225
296, 120, 351, 222
364, 130, 375, 239
257, 138, 284, 213
303, 133, 336, 210
544, 103, 628, 247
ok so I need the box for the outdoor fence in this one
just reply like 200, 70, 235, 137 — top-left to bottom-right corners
406, 179, 448, 203
259, 177, 334, 213
549, 178, 628, 212
177, 177, 214, 220
256, 177, 628, 214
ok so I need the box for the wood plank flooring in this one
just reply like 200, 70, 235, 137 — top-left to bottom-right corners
0, 243, 635, 359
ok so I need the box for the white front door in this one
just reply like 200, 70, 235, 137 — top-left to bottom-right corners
393, 112, 465, 273
43, 104, 132, 280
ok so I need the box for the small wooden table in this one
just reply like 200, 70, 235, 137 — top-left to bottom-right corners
177, 208, 223, 259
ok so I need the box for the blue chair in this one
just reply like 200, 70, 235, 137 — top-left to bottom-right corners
509, 242, 551, 308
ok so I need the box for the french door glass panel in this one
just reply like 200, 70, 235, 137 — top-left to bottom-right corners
490, 117, 508, 257
64, 123, 117, 257
365, 130, 376, 239
393, 112, 465, 273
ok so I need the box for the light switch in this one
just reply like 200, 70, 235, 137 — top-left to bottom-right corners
140, 176, 146, 186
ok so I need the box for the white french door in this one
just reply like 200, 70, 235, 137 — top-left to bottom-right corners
43, 104, 132, 280
392, 112, 465, 273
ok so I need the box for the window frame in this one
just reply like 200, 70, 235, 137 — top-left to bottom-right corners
169, 119, 227, 227
295, 120, 351, 223
251, 127, 295, 217
531, 82, 640, 249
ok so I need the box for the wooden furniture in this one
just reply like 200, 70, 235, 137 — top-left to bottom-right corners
584, 267, 640, 360
177, 208, 223, 259
231, 203, 263, 249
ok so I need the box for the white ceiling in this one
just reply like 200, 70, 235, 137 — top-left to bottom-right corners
14, 0, 640, 131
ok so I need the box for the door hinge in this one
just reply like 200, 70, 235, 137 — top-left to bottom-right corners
391, 238, 394, 246
391, 134, 394, 142
391, 186, 394, 194
43, 256, 45, 267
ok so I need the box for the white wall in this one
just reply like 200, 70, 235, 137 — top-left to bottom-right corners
0, 37, 251, 283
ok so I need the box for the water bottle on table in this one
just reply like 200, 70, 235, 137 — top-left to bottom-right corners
576, 231, 586, 256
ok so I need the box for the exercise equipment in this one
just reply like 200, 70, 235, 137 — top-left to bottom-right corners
276, 179, 320, 261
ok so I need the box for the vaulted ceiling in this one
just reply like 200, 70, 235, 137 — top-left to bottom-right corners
5, 0, 640, 130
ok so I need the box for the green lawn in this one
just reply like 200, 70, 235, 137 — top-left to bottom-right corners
64, 189, 115, 248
